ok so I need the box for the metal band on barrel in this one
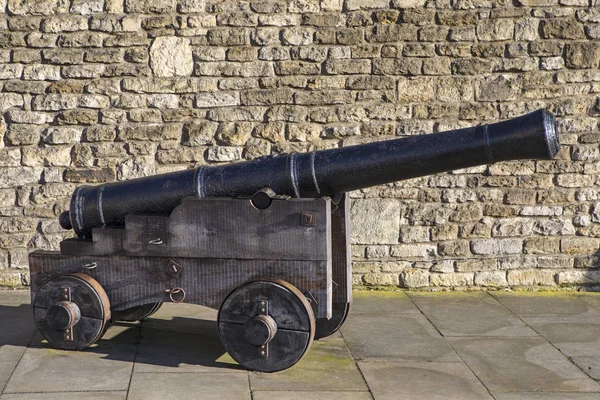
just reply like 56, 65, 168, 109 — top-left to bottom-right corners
98, 185, 106, 226
195, 167, 207, 198
310, 151, 321, 195
483, 124, 494, 164
289, 153, 300, 198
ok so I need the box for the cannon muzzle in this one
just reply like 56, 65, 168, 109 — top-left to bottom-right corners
61, 109, 559, 238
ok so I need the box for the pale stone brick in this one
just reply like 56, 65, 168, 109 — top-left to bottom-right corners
507, 269, 556, 286
471, 239, 523, 255
149, 37, 193, 78
350, 199, 400, 245
399, 269, 429, 288
561, 237, 599, 255
474, 271, 507, 287
206, 146, 242, 162
196, 92, 240, 108
533, 218, 576, 236
391, 244, 436, 258
556, 270, 600, 285
430, 273, 474, 287
491, 218, 533, 238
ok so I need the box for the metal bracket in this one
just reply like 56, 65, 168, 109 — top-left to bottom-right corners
301, 211, 317, 227
166, 260, 183, 278
61, 287, 71, 302
259, 300, 269, 359
60, 288, 73, 342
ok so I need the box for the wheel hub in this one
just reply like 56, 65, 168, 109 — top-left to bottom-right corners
46, 301, 81, 331
243, 314, 277, 346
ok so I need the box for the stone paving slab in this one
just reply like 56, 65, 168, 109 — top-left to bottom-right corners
134, 327, 241, 373
351, 291, 420, 315
522, 315, 600, 380
252, 391, 373, 400
341, 313, 460, 361
359, 360, 493, 400
249, 334, 368, 392
2, 290, 600, 399
492, 393, 600, 400
128, 372, 250, 400
491, 292, 600, 317
0, 392, 127, 400
3, 344, 136, 394
448, 336, 600, 392
409, 292, 537, 337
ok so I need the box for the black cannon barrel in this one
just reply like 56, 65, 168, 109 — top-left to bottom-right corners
62, 109, 559, 238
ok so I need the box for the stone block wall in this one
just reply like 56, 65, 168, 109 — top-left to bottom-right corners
0, 0, 599, 289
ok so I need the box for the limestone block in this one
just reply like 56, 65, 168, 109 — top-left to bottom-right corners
282, 27, 313, 45
7, 0, 60, 15
149, 37, 193, 77
125, 0, 175, 12
70, 0, 104, 14
0, 149, 21, 167
471, 238, 523, 255
346, 0, 389, 10
514, 18, 539, 41
215, 122, 253, 146
244, 137, 272, 159
556, 270, 600, 285
430, 272, 474, 287
44, 127, 82, 144
565, 42, 600, 69
398, 226, 429, 243
561, 237, 599, 255
254, 122, 286, 142
147, 94, 179, 109
178, 0, 205, 12
391, 244, 436, 257
288, 0, 320, 13
524, 237, 560, 254
476, 18, 514, 41
474, 271, 508, 287
32, 94, 77, 111
196, 92, 240, 108
41, 16, 88, 32
399, 269, 429, 288
0, 168, 41, 188
7, 111, 48, 125
540, 18, 585, 40
506, 269, 556, 286
491, 218, 534, 238
206, 146, 243, 162
0, 64, 23, 80
350, 199, 400, 244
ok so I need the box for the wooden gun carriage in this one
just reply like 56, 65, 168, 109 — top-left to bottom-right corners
29, 110, 559, 372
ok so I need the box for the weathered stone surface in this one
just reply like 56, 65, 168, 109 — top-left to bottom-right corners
507, 269, 556, 286
564, 42, 600, 69
430, 273, 474, 287
399, 269, 429, 288
556, 270, 600, 285
7, 0, 60, 15
149, 37, 193, 77
474, 271, 508, 287
350, 199, 400, 245
206, 146, 242, 162
125, 0, 174, 12
471, 239, 523, 255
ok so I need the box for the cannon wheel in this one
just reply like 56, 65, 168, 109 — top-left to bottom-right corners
218, 279, 315, 372
112, 303, 162, 322
314, 301, 352, 340
33, 273, 111, 350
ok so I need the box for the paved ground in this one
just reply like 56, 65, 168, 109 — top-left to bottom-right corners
1, 290, 600, 399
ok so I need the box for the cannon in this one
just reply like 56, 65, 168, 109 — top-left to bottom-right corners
29, 109, 559, 372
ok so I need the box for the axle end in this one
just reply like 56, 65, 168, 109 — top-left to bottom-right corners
59, 211, 72, 230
